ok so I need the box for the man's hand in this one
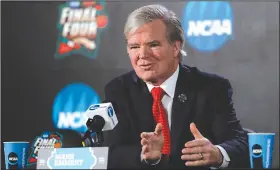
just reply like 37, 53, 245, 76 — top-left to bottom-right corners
140, 123, 164, 161
181, 123, 223, 167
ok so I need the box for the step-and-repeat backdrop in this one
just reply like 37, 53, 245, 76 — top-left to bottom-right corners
2, 1, 279, 168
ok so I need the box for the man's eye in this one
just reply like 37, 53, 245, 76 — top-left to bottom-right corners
150, 43, 159, 47
130, 46, 139, 49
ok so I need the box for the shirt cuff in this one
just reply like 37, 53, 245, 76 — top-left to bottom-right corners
210, 145, 231, 169
141, 153, 162, 165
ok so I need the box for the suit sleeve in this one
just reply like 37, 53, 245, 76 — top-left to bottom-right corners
211, 78, 250, 168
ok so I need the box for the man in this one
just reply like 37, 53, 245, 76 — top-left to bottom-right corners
104, 4, 250, 169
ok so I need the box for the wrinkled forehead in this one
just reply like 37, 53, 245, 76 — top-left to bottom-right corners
126, 19, 168, 42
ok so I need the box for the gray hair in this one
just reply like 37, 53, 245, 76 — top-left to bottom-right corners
124, 4, 187, 61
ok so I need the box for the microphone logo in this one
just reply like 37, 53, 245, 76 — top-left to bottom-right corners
89, 105, 99, 110
178, 93, 187, 103
107, 106, 115, 126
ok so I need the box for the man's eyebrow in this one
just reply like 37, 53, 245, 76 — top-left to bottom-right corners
146, 40, 160, 45
127, 43, 139, 47
127, 40, 161, 47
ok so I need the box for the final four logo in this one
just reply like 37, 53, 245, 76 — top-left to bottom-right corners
55, 1, 108, 59
27, 132, 63, 166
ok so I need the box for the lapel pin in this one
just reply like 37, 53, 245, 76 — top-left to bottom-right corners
178, 93, 187, 103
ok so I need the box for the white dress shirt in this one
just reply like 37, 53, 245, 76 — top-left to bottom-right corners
143, 65, 230, 168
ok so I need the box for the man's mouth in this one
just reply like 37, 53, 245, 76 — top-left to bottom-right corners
139, 63, 153, 70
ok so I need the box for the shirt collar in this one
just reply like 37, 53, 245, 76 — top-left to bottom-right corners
146, 65, 179, 99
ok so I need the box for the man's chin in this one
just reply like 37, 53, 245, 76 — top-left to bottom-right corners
138, 74, 155, 82
140, 76, 159, 85
136, 71, 159, 82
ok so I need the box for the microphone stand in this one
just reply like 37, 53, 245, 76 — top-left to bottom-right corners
83, 116, 105, 147
83, 131, 104, 147
82, 130, 95, 147
92, 130, 104, 147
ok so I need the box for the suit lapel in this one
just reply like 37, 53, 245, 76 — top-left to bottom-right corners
131, 72, 156, 133
171, 65, 197, 153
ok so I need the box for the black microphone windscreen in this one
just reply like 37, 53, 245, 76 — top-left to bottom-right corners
89, 115, 105, 132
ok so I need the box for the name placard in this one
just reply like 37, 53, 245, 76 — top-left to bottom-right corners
37, 147, 108, 169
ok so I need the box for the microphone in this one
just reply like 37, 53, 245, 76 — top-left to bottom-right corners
86, 101, 118, 131
87, 115, 105, 132
82, 101, 118, 146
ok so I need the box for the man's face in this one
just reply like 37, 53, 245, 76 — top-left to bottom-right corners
126, 19, 180, 85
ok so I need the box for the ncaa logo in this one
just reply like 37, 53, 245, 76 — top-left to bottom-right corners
89, 105, 100, 110
182, 1, 233, 51
107, 106, 115, 126
107, 106, 114, 117
252, 144, 263, 158
8, 153, 18, 165
52, 83, 100, 133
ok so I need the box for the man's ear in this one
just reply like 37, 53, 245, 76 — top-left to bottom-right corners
173, 41, 181, 58
126, 45, 129, 54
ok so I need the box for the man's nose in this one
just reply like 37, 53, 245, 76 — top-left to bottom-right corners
139, 46, 150, 59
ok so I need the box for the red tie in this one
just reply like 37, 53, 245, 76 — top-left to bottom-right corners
151, 87, 171, 155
